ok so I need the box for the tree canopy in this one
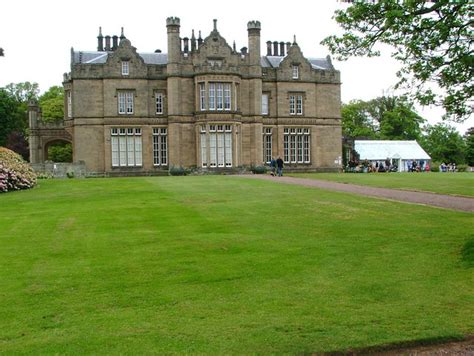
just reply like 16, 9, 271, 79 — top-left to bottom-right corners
322, 0, 473, 123
420, 123, 466, 164
341, 95, 425, 140
39, 86, 64, 122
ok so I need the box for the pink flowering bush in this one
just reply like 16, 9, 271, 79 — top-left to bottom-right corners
0, 147, 37, 193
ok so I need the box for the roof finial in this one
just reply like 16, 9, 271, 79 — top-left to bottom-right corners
233, 40, 236, 52
191, 29, 195, 39
99, 27, 103, 37
213, 19, 217, 31
293, 35, 297, 45
120, 27, 125, 39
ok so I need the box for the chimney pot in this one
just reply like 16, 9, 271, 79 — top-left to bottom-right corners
273, 41, 279, 56
266, 41, 272, 56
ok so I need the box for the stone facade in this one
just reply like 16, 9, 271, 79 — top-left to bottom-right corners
48, 18, 342, 174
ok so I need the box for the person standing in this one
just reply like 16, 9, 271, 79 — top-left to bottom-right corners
276, 157, 284, 177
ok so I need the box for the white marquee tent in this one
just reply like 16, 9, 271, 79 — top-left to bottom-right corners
354, 140, 431, 172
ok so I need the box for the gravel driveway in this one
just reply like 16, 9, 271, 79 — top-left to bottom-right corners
239, 175, 474, 213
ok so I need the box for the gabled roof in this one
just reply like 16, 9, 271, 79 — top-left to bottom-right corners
355, 140, 431, 160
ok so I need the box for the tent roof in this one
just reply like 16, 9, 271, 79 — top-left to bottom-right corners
354, 140, 431, 160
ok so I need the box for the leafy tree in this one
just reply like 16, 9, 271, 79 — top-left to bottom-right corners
341, 95, 424, 140
322, 0, 473, 123
4, 82, 39, 103
464, 127, 474, 166
5, 131, 29, 161
0, 89, 25, 147
341, 100, 378, 139
420, 123, 466, 164
378, 103, 424, 140
47, 142, 72, 162
39, 86, 64, 122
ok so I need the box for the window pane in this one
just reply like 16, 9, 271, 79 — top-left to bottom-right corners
289, 95, 295, 115
217, 83, 223, 110
156, 93, 163, 114
224, 84, 231, 110
225, 132, 232, 167
209, 83, 216, 110
262, 94, 268, 115
201, 132, 207, 167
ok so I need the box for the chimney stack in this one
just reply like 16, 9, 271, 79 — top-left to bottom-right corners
97, 27, 104, 51
280, 41, 285, 56
105, 35, 111, 51
197, 30, 203, 49
266, 41, 272, 56
183, 37, 189, 53
112, 35, 118, 50
191, 30, 196, 52
273, 41, 278, 56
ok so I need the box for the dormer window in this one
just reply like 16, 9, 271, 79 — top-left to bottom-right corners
292, 65, 299, 79
121, 61, 129, 76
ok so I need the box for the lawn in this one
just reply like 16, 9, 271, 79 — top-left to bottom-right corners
288, 172, 474, 197
0, 177, 472, 353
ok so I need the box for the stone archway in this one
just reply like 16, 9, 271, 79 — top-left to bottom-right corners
28, 101, 72, 163
44, 139, 73, 162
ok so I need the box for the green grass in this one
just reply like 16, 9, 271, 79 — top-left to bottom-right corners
288, 172, 474, 197
0, 177, 472, 353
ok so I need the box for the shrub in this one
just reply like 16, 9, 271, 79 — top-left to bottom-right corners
0, 147, 37, 193
430, 162, 440, 172
250, 165, 267, 174
169, 166, 189, 176
457, 164, 468, 172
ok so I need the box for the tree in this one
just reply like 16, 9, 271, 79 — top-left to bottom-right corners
420, 123, 466, 164
341, 95, 425, 140
341, 100, 378, 139
322, 0, 473, 123
39, 86, 64, 122
464, 127, 474, 166
47, 142, 72, 163
0, 89, 25, 147
4, 82, 39, 103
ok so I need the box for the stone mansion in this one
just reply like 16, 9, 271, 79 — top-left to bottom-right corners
29, 18, 342, 174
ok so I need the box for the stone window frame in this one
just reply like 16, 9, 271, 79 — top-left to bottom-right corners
283, 127, 310, 164
116, 90, 135, 115
152, 127, 168, 166
261, 92, 270, 116
288, 91, 305, 116
110, 127, 142, 167
154, 90, 166, 115
200, 123, 233, 168
121, 61, 129, 76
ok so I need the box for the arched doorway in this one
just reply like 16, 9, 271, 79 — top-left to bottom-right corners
44, 139, 73, 162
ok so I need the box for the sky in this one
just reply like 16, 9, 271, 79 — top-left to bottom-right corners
0, 0, 471, 134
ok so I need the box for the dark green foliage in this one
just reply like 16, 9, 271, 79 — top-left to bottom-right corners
420, 123, 466, 164
342, 96, 424, 140
39, 86, 64, 122
47, 142, 72, 162
323, 0, 473, 122
169, 166, 189, 176
464, 127, 474, 166
251, 165, 267, 174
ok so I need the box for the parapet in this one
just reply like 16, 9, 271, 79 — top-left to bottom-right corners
247, 20, 261, 31
166, 17, 180, 27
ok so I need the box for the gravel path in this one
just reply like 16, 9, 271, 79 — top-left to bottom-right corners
239, 175, 474, 212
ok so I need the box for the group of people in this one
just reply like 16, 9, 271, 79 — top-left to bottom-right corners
406, 160, 429, 172
439, 162, 457, 172
269, 157, 284, 176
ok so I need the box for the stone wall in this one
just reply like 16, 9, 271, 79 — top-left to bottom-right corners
32, 162, 87, 178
